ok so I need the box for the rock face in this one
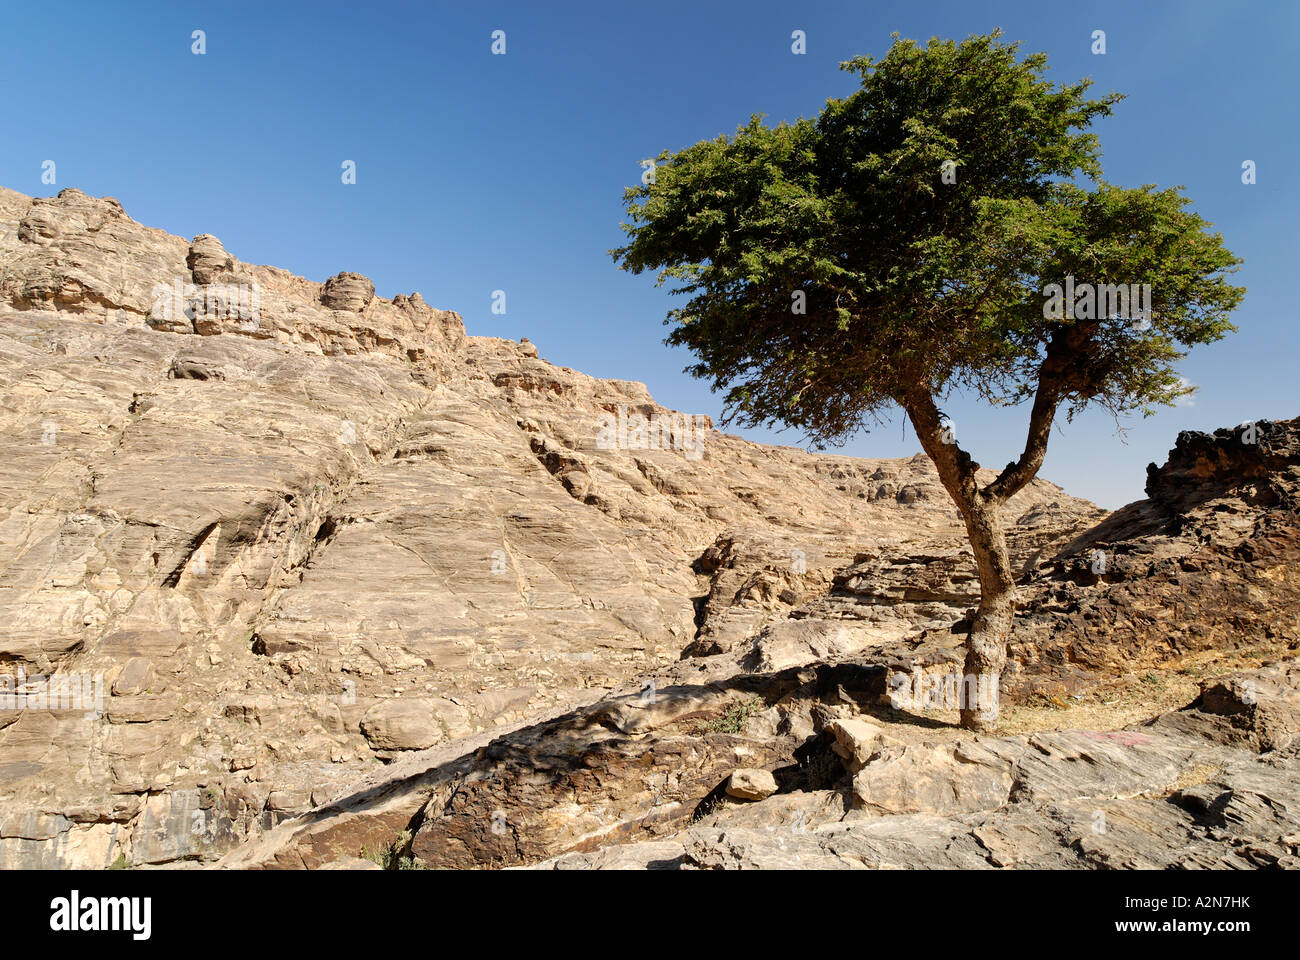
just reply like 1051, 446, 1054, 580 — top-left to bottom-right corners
0, 186, 1294, 871
1003, 418, 1300, 700
185, 235, 235, 286
213, 423, 1298, 871
726, 769, 778, 801
320, 272, 375, 312
531, 660, 1300, 870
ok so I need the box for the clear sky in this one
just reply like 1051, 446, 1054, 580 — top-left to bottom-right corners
2, 0, 1295, 508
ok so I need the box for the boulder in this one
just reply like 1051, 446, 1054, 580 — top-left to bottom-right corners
359, 700, 442, 751
321, 271, 375, 311
725, 768, 778, 801
187, 234, 235, 285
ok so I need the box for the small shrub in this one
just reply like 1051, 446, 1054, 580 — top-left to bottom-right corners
703, 699, 763, 734
362, 829, 427, 870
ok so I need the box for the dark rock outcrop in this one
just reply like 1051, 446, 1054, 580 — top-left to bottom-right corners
1004, 419, 1300, 699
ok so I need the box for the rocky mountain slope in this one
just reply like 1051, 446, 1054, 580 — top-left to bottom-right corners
222, 419, 1300, 871
0, 187, 1294, 870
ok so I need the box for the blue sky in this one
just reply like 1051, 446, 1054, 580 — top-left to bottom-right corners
2, 0, 1295, 508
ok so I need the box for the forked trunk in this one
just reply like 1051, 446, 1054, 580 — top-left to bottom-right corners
903, 391, 1033, 732
957, 501, 1015, 731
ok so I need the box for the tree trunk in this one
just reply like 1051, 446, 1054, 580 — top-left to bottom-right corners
902, 391, 1021, 732
957, 500, 1015, 731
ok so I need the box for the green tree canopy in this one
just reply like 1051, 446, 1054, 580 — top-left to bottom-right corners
613, 31, 1241, 447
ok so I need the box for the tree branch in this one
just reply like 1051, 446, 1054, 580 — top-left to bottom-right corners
903, 387, 980, 508
981, 325, 1086, 505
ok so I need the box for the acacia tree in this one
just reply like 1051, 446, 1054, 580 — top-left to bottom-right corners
612, 31, 1244, 730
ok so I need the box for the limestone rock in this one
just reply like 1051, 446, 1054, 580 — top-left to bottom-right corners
111, 657, 154, 696
187, 234, 235, 285
824, 717, 898, 773
321, 271, 375, 312
528, 661, 1300, 871
168, 356, 224, 380
1004, 418, 1300, 700
360, 700, 443, 751
318, 856, 383, 870
725, 768, 777, 801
